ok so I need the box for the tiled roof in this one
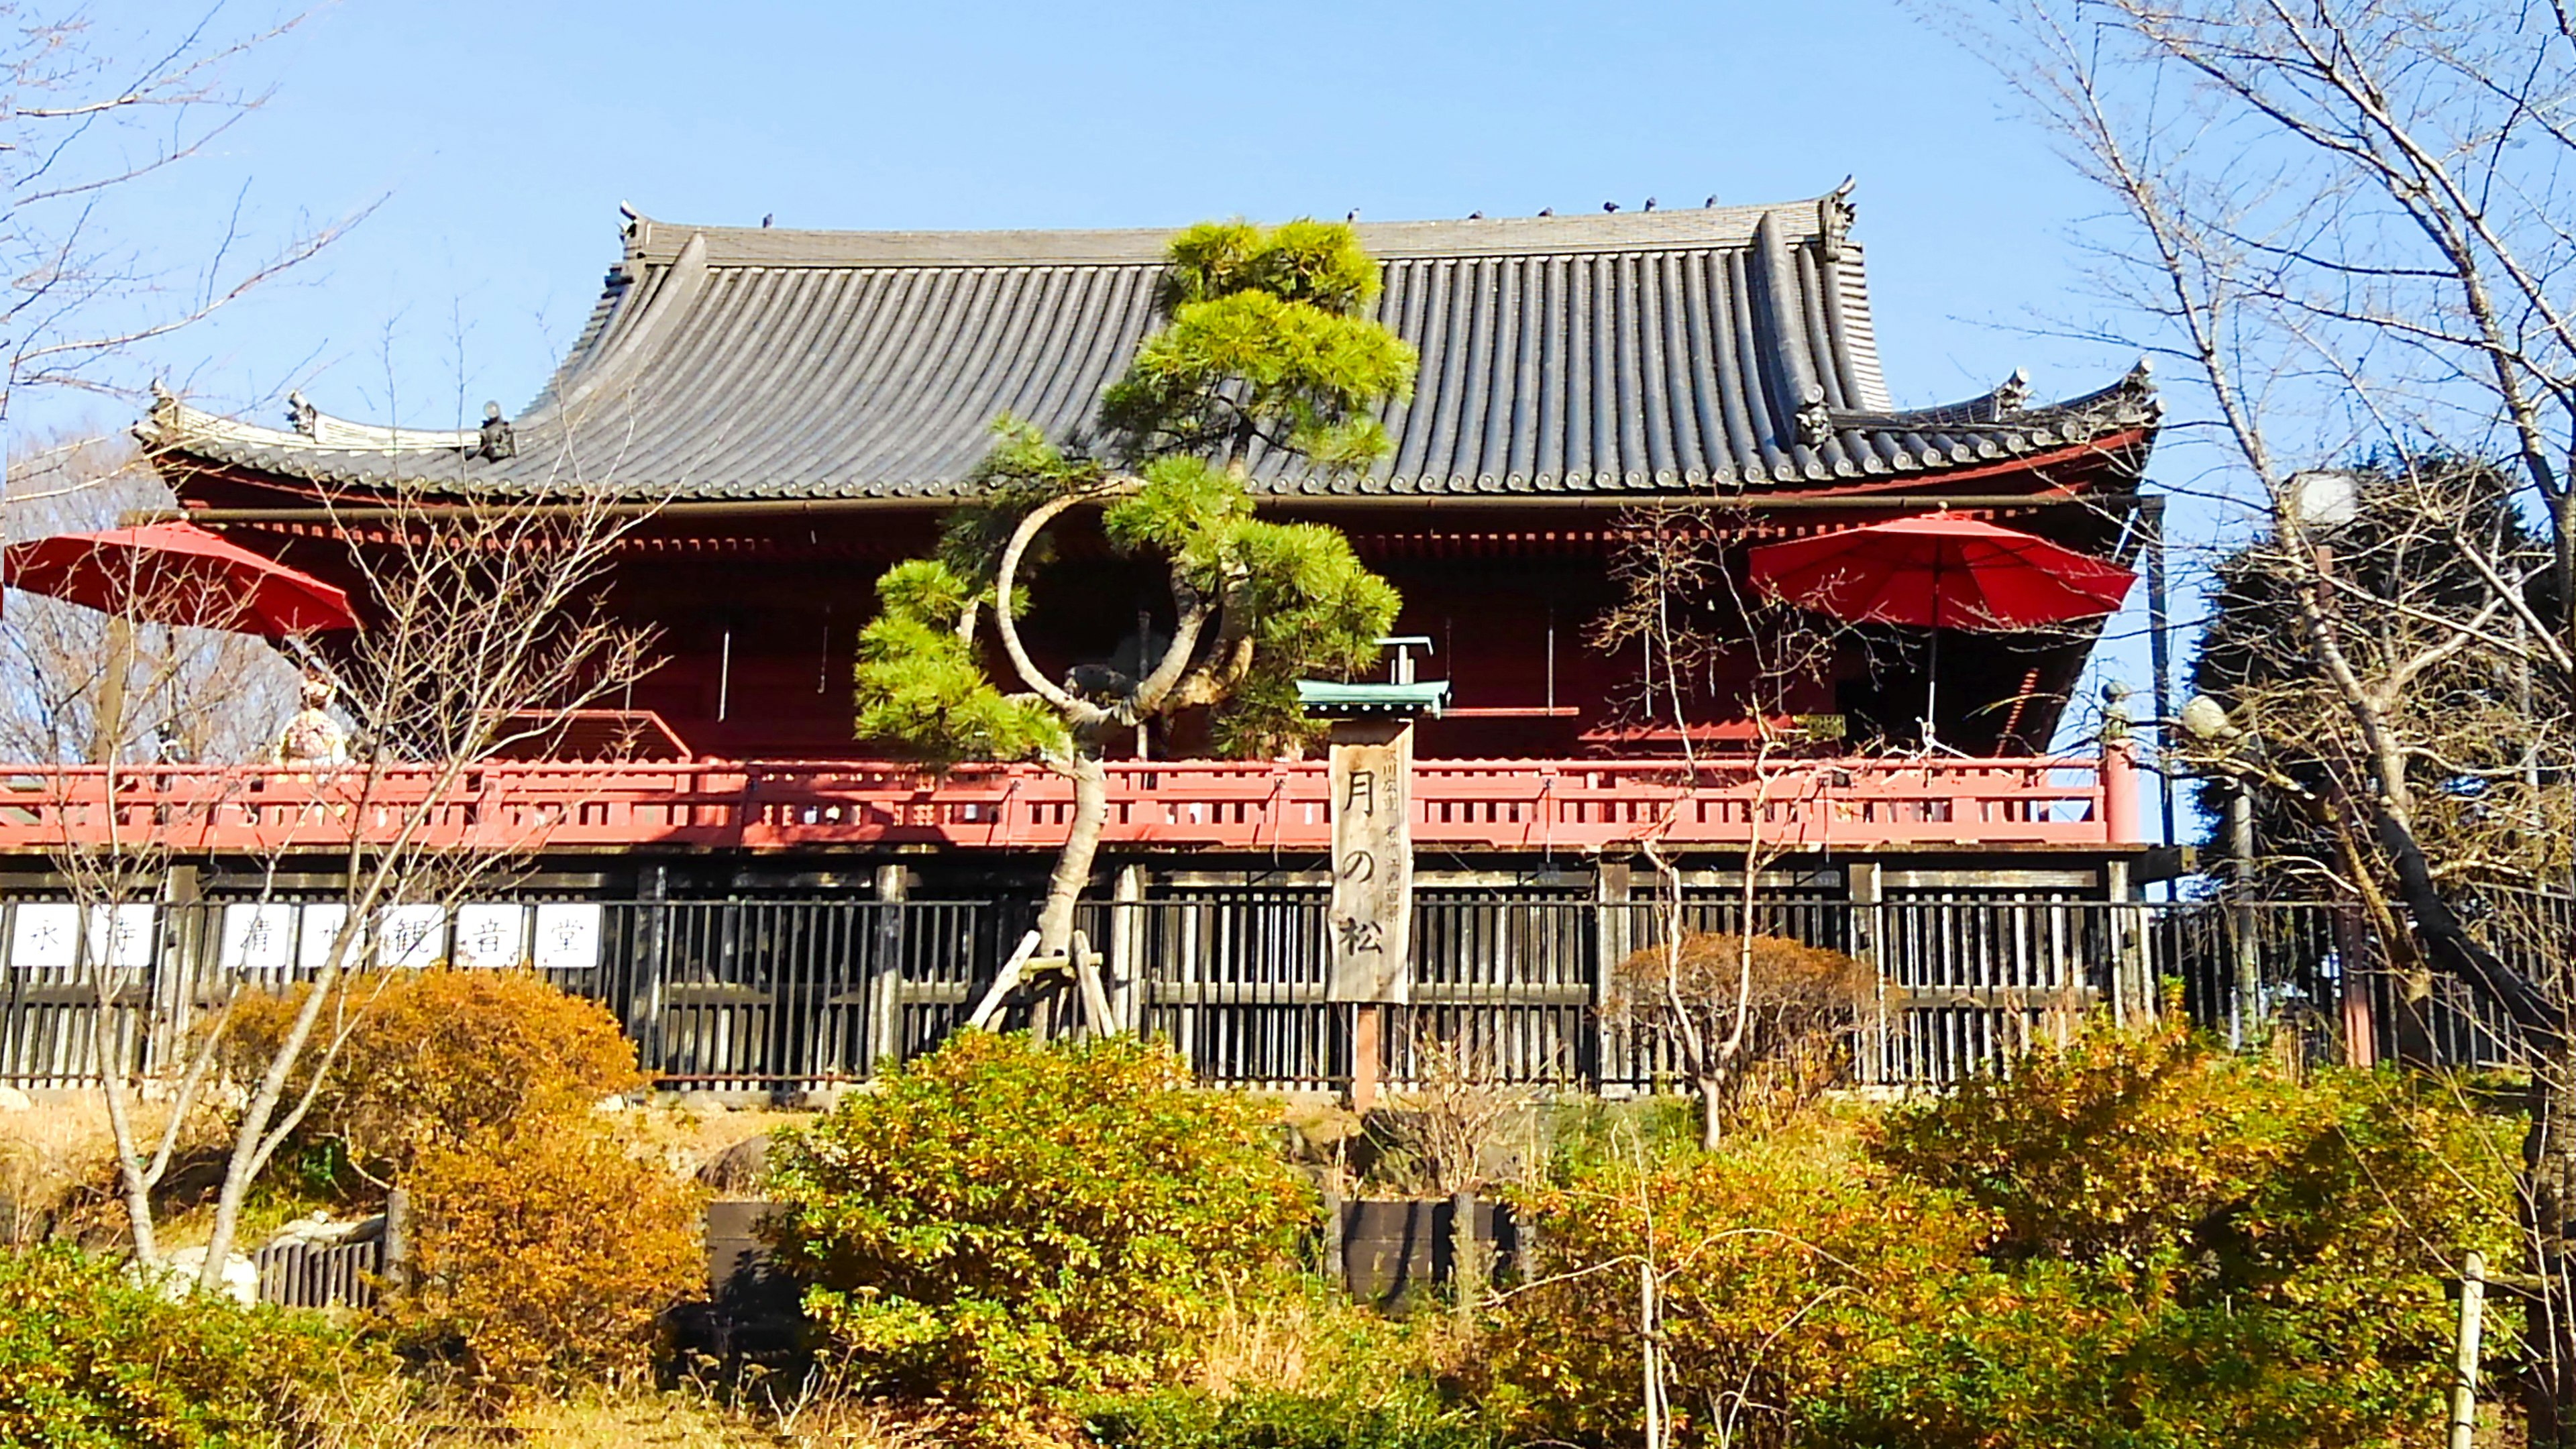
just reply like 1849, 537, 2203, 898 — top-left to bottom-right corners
139, 191, 2158, 500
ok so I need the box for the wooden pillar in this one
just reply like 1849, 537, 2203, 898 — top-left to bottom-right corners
155, 865, 203, 1077
1593, 860, 1633, 1093
1108, 863, 1144, 1034
1846, 862, 1885, 1088
2338, 902, 2379, 1068
1350, 1006, 1383, 1113
628, 863, 668, 1071
869, 863, 908, 1073
2107, 859, 2147, 1024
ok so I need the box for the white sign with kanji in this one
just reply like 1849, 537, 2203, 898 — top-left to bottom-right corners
374, 904, 447, 969
299, 904, 351, 970
221, 904, 298, 971
9, 904, 79, 969
452, 903, 527, 969
84, 906, 158, 970
533, 904, 602, 971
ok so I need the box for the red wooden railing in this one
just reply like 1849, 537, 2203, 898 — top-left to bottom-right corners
0, 748, 2140, 855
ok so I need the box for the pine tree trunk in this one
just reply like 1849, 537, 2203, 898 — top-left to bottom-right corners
1035, 747, 1108, 961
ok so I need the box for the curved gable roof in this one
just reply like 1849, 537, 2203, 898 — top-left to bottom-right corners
142, 191, 2157, 500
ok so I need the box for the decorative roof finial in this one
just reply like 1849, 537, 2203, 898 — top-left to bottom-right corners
286, 390, 319, 437
478, 400, 516, 462
1794, 384, 1834, 446
1819, 177, 1858, 261
1995, 368, 2031, 414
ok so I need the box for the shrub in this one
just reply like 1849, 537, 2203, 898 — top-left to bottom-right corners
392, 1114, 703, 1398
1492, 1018, 2520, 1449
223, 967, 645, 1188
1609, 932, 1872, 1130
0, 1241, 372, 1447
1493, 1119, 1993, 1449
763, 1031, 1313, 1421
1853, 1014, 2519, 1448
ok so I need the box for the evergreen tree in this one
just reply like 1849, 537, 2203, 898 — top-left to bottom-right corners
853, 220, 1415, 1010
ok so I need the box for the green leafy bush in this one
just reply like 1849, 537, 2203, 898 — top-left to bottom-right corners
763, 1032, 1312, 1421
0, 1242, 372, 1447
1495, 1118, 1994, 1449
224, 967, 646, 1189
1492, 1018, 2519, 1449
393, 1114, 703, 1399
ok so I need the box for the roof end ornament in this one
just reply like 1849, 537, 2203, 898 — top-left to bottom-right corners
2120, 355, 2161, 415
1795, 384, 1833, 446
286, 390, 319, 437
476, 401, 516, 462
1819, 176, 1857, 261
1995, 368, 2031, 415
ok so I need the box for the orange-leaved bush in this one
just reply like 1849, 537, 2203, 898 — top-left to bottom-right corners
392, 1114, 702, 1398
223, 967, 645, 1185
763, 1031, 1312, 1421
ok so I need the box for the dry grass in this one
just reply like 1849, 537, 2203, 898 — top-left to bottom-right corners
294, 1379, 938, 1449
500, 1387, 778, 1448
0, 1091, 233, 1245
1188, 1283, 1474, 1399
1, 1095, 116, 1242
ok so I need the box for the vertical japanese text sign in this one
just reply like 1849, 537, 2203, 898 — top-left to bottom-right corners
1328, 719, 1413, 1003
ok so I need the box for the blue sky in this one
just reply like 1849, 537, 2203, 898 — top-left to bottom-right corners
121, 0, 2125, 430
68, 0, 2192, 831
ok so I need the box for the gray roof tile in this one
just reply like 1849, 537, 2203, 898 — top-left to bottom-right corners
142, 195, 2159, 500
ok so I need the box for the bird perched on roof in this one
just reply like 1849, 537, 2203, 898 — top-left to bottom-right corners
1643, 197, 1658, 211
761, 213, 774, 228
1603, 201, 1620, 213
1346, 209, 1358, 221
1536, 207, 1553, 216
1467, 211, 1483, 219
1705, 195, 1720, 207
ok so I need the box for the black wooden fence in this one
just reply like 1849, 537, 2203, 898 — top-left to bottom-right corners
0, 890, 2560, 1093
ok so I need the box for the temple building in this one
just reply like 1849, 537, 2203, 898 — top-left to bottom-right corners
143, 195, 2157, 764
3, 191, 2175, 1089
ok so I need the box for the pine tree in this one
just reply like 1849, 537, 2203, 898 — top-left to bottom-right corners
854, 220, 1417, 1015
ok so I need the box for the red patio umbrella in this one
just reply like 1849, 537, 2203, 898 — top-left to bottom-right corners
1744, 515, 2135, 631
3, 522, 356, 636
1746, 515, 2135, 746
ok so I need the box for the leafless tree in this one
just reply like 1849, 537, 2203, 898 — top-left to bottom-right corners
1923, 0, 2576, 1429
0, 6, 362, 458
0, 434, 298, 763
1593, 506, 1865, 1150
25, 469, 659, 1286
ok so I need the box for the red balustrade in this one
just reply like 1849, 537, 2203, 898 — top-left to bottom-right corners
0, 749, 2139, 856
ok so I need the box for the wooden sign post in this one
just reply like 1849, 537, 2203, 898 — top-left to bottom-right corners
1329, 718, 1414, 1110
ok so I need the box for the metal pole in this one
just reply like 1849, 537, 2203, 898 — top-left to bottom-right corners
2143, 498, 2177, 855
2450, 1251, 2486, 1449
